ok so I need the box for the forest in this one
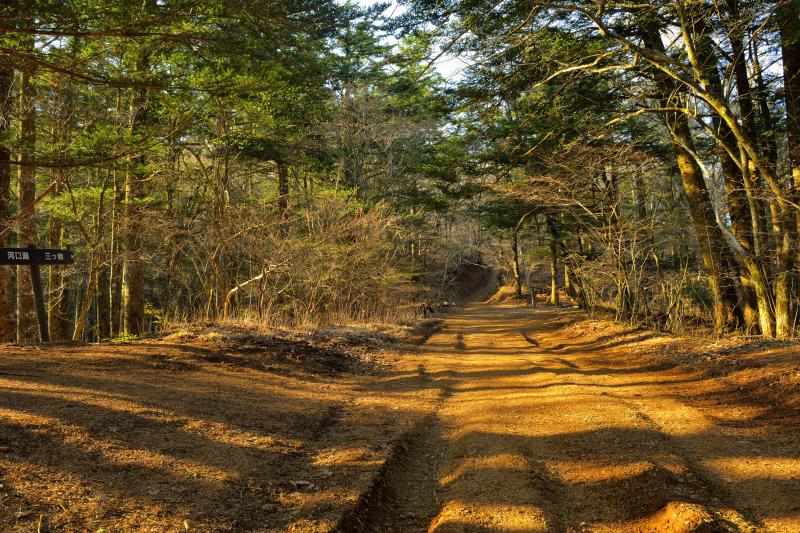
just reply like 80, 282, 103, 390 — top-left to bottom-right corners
0, 0, 799, 341
3, 2, 800, 532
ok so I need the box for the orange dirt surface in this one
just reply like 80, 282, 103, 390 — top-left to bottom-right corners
0, 333, 440, 532
2, 302, 800, 532
343, 303, 800, 533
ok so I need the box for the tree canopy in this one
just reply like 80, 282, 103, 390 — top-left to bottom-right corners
1, 0, 799, 341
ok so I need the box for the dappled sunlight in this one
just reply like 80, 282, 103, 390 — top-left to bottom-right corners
0, 375, 142, 404
0, 406, 247, 484
312, 447, 385, 468
440, 453, 529, 487
3, 301, 800, 530
2, 0, 798, 530
183, 419, 305, 453
0, 339, 440, 530
358, 302, 800, 531
607, 501, 736, 533
430, 500, 549, 532
704, 404, 772, 426
703, 457, 800, 481
545, 459, 687, 485
0, 406, 57, 427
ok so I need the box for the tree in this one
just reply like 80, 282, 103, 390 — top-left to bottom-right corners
0, 63, 13, 341
16, 29, 38, 342
400, 0, 800, 336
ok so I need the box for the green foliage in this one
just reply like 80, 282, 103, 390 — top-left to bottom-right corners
10, 0, 787, 339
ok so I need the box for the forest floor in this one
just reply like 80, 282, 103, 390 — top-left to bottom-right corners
2, 300, 800, 532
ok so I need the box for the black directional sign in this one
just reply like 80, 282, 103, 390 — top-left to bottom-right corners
0, 245, 74, 343
0, 247, 74, 265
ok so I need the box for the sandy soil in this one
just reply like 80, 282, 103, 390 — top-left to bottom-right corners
2, 302, 800, 532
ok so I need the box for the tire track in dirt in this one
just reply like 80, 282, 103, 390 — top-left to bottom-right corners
337, 362, 452, 532
336, 412, 446, 532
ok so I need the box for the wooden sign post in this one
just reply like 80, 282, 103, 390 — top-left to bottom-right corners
0, 244, 74, 342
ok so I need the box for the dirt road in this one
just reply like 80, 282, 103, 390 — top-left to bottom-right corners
2, 301, 799, 532
346, 302, 800, 532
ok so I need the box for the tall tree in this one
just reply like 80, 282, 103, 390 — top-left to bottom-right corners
0, 63, 13, 341
778, 0, 800, 233
16, 41, 38, 342
121, 49, 150, 336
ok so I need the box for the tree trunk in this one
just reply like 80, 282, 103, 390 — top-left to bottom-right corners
93, 166, 111, 340
633, 171, 647, 220
779, 1, 800, 234
549, 241, 559, 306
778, 0, 800, 336
122, 54, 149, 336
750, 37, 780, 174
511, 229, 522, 298
17, 64, 38, 342
749, 39, 780, 277
771, 199, 794, 338
641, 26, 740, 334
564, 264, 573, 295
719, 2, 790, 338
674, 5, 793, 319
671, 117, 740, 333
73, 253, 98, 341
46, 71, 75, 341
606, 170, 635, 321
0, 64, 13, 341
96, 263, 110, 339
521, 248, 534, 306
110, 167, 122, 337
700, 29, 762, 333
547, 217, 559, 306
47, 198, 70, 340
277, 160, 289, 218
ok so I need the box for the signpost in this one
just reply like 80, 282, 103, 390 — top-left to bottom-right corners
0, 245, 74, 343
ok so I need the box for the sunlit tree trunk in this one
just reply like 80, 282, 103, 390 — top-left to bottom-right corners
96, 255, 110, 339
110, 167, 122, 336
520, 246, 534, 305
73, 252, 99, 341
122, 54, 149, 336
17, 63, 38, 342
546, 216, 559, 306
564, 264, 572, 296
549, 239, 559, 306
641, 26, 739, 334
778, 0, 800, 334
769, 199, 794, 338
697, 20, 761, 333
511, 229, 522, 298
671, 117, 741, 333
